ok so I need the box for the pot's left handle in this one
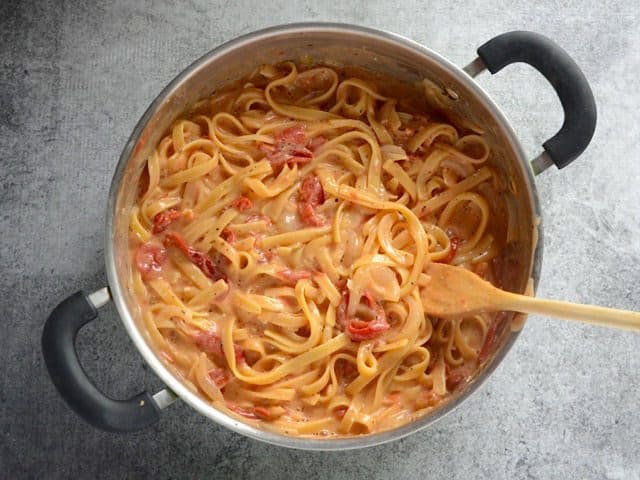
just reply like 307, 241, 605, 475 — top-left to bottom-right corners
42, 288, 174, 432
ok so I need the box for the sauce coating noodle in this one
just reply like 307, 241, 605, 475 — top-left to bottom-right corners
129, 62, 509, 437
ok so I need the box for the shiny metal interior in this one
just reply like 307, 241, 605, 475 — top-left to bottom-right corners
105, 23, 541, 450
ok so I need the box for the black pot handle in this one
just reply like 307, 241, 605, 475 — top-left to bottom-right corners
42, 289, 161, 432
475, 31, 597, 172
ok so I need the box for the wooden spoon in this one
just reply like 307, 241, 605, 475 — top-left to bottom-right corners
421, 263, 640, 331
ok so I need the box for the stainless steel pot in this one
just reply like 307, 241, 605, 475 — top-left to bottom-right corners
42, 23, 596, 450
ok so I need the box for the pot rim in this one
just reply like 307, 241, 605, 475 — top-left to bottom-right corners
105, 22, 542, 450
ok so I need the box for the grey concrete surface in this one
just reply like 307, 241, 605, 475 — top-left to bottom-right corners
1, 0, 639, 478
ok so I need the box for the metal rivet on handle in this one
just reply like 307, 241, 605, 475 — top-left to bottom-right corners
87, 287, 111, 309
463, 57, 487, 78
152, 388, 178, 410
530, 151, 555, 175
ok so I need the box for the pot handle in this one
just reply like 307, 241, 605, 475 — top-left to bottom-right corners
469, 31, 597, 173
42, 288, 167, 432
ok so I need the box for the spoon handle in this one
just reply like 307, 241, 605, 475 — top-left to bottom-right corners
499, 292, 640, 332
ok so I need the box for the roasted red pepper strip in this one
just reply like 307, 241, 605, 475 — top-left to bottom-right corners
298, 202, 325, 227
135, 243, 167, 278
221, 227, 236, 244
231, 196, 252, 212
187, 250, 223, 281
266, 124, 314, 170
252, 406, 272, 420
164, 232, 226, 282
163, 231, 190, 255
277, 124, 306, 145
152, 208, 181, 234
299, 174, 325, 206
194, 331, 244, 366
347, 317, 390, 341
343, 291, 391, 341
194, 331, 224, 359
297, 175, 326, 226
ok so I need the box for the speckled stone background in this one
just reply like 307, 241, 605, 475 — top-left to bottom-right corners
2, 1, 639, 478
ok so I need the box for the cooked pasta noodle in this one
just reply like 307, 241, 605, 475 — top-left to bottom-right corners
129, 62, 510, 437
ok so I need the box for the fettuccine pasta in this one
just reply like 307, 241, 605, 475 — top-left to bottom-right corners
129, 62, 510, 437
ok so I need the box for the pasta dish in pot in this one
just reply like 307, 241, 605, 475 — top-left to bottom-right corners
129, 62, 512, 437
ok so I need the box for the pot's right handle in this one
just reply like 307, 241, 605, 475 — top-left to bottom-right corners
42, 288, 173, 432
469, 31, 597, 174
